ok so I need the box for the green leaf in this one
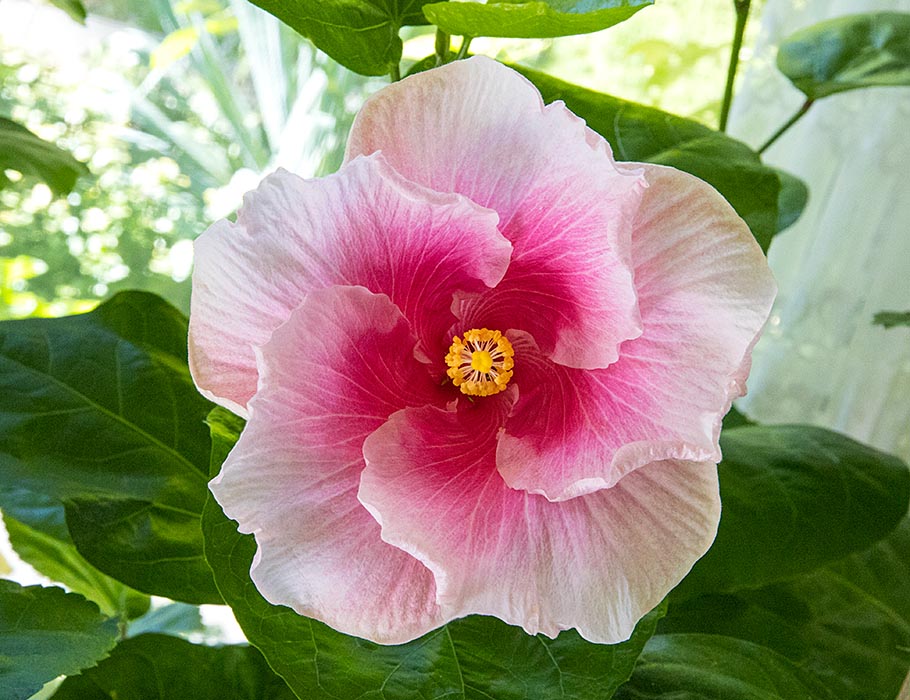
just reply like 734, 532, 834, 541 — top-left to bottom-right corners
51, 633, 295, 699
774, 167, 809, 233
47, 0, 87, 23
660, 517, 910, 700
0, 291, 220, 604
245, 0, 435, 76
202, 410, 665, 699
1, 488, 150, 619
422, 0, 652, 39
873, 310, 910, 329
674, 425, 910, 600
512, 66, 782, 251
777, 12, 910, 99
613, 634, 837, 699
0, 117, 88, 195
0, 580, 118, 700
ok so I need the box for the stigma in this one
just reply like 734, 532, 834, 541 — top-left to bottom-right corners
445, 328, 514, 397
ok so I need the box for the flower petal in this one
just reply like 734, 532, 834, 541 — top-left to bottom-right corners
359, 396, 720, 644
210, 285, 446, 644
497, 165, 777, 501
190, 152, 510, 414
346, 56, 644, 370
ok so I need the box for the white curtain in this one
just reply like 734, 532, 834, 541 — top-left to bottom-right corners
728, 0, 910, 461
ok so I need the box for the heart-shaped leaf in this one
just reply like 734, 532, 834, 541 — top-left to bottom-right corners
777, 12, 910, 99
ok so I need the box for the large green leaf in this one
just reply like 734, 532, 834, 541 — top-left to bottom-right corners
202, 406, 664, 699
660, 516, 910, 700
0, 117, 88, 195
0, 580, 118, 700
613, 634, 837, 699
513, 66, 784, 252
246, 0, 434, 76
1, 487, 149, 619
674, 425, 910, 600
422, 0, 651, 39
0, 291, 220, 603
51, 633, 295, 699
777, 12, 910, 99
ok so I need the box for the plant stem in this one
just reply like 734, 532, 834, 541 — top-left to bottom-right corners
456, 36, 473, 61
719, 0, 752, 132
757, 98, 814, 154
435, 29, 450, 66
389, 62, 401, 82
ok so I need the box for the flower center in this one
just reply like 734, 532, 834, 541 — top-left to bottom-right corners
445, 328, 514, 397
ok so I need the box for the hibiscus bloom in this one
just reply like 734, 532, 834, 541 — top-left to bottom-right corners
190, 57, 776, 645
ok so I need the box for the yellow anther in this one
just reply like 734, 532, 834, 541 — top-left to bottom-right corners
445, 328, 514, 397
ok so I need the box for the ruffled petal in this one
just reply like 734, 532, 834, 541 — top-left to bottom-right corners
190, 152, 510, 414
210, 285, 447, 644
498, 165, 777, 501
347, 56, 644, 370
359, 396, 720, 644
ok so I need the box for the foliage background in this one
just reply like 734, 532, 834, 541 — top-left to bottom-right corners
1, 0, 909, 698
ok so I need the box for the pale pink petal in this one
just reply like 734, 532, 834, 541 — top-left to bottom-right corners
359, 397, 720, 644
190, 152, 510, 414
497, 165, 777, 501
211, 286, 448, 643
347, 56, 644, 369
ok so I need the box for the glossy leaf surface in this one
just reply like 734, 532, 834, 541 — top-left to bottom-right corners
662, 516, 910, 700
778, 12, 910, 99
0, 292, 219, 603
423, 0, 652, 39
674, 425, 909, 599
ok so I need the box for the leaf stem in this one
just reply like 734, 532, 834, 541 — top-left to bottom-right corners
389, 62, 401, 82
456, 36, 473, 61
757, 98, 814, 154
435, 29, 450, 66
719, 0, 752, 131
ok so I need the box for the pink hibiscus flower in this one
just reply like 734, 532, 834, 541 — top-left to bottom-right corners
190, 57, 776, 645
